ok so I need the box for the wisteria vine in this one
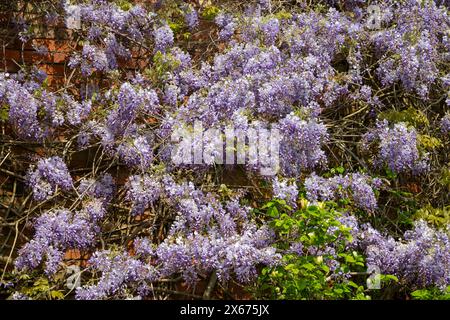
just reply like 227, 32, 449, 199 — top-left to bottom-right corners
0, 0, 449, 300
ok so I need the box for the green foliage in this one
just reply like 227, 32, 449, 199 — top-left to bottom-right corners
260, 198, 292, 218
323, 165, 345, 178
411, 286, 450, 300
385, 167, 398, 180
168, 21, 183, 35
181, 31, 191, 40
0, 103, 9, 122
413, 205, 450, 229
255, 200, 370, 300
114, 0, 132, 11
273, 10, 293, 20
201, 5, 220, 21
145, 51, 182, 86
418, 134, 442, 152
378, 107, 429, 127
13, 275, 64, 300
440, 165, 450, 188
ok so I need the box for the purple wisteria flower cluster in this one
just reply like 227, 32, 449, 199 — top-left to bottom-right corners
68, 0, 154, 74
305, 173, 382, 212
215, 12, 236, 41
129, 174, 280, 284
356, 221, 450, 290
0, 73, 90, 140
72, 176, 279, 298
125, 174, 162, 215
78, 173, 115, 203
75, 249, 158, 300
15, 200, 106, 276
26, 156, 73, 201
277, 113, 329, 176
372, 0, 448, 99
362, 120, 429, 174
78, 81, 159, 168
2, 0, 450, 300
184, 7, 199, 30
441, 113, 450, 134
272, 176, 299, 208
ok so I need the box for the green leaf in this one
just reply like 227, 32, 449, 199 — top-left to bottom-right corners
382, 274, 399, 282
302, 263, 315, 271
50, 290, 65, 300
267, 206, 279, 218
0, 104, 9, 121
201, 6, 220, 20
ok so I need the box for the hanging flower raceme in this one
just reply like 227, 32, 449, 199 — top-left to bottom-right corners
362, 120, 429, 174
26, 156, 73, 201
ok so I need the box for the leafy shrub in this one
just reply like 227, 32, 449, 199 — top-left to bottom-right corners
254, 200, 369, 300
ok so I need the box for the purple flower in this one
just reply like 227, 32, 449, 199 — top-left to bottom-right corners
440, 113, 450, 134
3, 77, 45, 140
272, 177, 298, 208
15, 207, 99, 275
277, 113, 329, 176
26, 156, 73, 201
372, 1, 446, 98
184, 9, 199, 30
304, 172, 381, 212
78, 173, 115, 202
32, 44, 49, 56
218, 22, 235, 41
126, 175, 162, 215
117, 135, 153, 169
70, 44, 109, 76
359, 221, 450, 290
215, 13, 235, 41
154, 25, 174, 53
260, 18, 279, 45
362, 120, 429, 174
11, 293, 31, 300
66, 98, 92, 126
75, 250, 159, 300
134, 237, 154, 257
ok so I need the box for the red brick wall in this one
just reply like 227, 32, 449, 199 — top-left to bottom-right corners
0, 1, 166, 86
1, 2, 75, 86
